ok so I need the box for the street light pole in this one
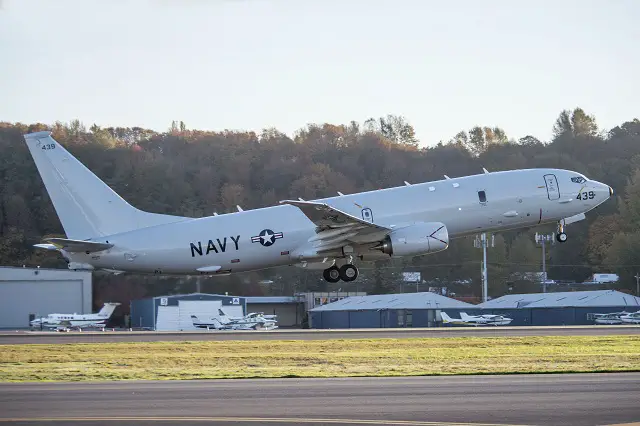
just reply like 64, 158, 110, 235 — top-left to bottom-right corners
474, 233, 494, 303
534, 233, 555, 293
635, 273, 640, 297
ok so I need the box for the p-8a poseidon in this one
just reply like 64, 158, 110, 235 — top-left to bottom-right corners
24, 131, 613, 283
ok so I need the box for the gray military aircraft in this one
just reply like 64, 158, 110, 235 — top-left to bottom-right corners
24, 131, 613, 283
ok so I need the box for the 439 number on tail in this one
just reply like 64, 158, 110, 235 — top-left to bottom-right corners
41, 143, 55, 150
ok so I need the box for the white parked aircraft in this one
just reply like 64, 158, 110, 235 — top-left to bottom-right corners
441, 311, 513, 326
190, 312, 278, 330
24, 131, 613, 282
217, 309, 278, 329
619, 311, 640, 324
29, 302, 120, 331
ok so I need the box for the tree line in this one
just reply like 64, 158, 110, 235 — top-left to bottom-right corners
1, 108, 640, 312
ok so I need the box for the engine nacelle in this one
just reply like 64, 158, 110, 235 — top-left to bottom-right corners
373, 222, 449, 257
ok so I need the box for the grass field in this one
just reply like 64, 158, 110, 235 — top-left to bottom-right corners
1, 335, 639, 382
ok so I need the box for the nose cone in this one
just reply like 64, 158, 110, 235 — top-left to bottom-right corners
609, 186, 614, 197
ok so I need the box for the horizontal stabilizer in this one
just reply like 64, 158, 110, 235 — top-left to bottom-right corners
40, 238, 113, 253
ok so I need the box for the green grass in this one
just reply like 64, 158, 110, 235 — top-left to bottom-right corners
1, 336, 639, 382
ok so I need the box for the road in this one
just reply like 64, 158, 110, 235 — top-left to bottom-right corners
1, 325, 639, 345
0, 373, 639, 425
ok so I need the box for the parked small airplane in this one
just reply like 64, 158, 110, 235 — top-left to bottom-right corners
441, 311, 513, 326
217, 309, 278, 329
619, 311, 640, 324
591, 311, 628, 325
190, 311, 278, 330
29, 302, 120, 331
24, 131, 613, 282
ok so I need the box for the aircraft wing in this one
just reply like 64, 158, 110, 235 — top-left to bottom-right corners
39, 238, 114, 253
280, 199, 390, 252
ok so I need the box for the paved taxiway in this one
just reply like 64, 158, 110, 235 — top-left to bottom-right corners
1, 325, 639, 345
1, 373, 639, 425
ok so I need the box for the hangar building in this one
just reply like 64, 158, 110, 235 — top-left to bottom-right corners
474, 290, 640, 326
130, 293, 247, 330
309, 292, 474, 329
130, 293, 307, 330
0, 266, 92, 329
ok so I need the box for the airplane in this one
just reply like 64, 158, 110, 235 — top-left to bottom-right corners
190, 313, 278, 330
221, 310, 278, 322
23, 131, 613, 283
591, 312, 625, 325
441, 311, 513, 326
619, 311, 640, 324
29, 302, 120, 331
217, 309, 278, 329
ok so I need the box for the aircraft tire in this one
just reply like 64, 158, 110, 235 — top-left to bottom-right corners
339, 264, 359, 282
556, 232, 568, 243
323, 266, 341, 283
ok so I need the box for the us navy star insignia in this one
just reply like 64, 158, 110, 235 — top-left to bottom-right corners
251, 229, 283, 247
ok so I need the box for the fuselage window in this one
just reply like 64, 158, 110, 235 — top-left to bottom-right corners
478, 190, 487, 203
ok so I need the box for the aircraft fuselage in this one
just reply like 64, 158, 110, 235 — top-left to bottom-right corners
63, 168, 611, 275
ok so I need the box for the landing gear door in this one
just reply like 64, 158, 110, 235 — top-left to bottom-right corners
543, 174, 560, 200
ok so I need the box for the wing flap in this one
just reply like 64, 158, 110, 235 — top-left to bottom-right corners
281, 199, 390, 258
41, 238, 113, 253
280, 199, 388, 231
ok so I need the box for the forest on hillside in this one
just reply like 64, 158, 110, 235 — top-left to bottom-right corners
2, 108, 640, 310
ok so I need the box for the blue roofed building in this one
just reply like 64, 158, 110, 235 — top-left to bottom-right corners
309, 292, 475, 329
476, 290, 640, 326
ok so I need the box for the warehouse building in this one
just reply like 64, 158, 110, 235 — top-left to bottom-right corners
130, 293, 310, 330
0, 266, 92, 329
130, 293, 247, 330
475, 290, 640, 326
309, 292, 475, 328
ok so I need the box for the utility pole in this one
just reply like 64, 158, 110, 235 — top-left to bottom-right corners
534, 233, 555, 293
635, 273, 640, 297
474, 233, 494, 303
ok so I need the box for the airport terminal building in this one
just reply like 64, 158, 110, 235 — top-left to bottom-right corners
0, 266, 92, 329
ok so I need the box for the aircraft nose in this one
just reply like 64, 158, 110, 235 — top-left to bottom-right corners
609, 186, 614, 197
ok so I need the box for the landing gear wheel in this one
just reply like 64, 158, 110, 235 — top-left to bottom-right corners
556, 232, 568, 243
339, 264, 359, 282
323, 266, 341, 283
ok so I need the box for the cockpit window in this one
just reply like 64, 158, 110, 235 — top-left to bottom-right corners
571, 176, 586, 184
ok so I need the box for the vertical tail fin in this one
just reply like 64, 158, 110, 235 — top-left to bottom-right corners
23, 131, 189, 240
97, 302, 120, 318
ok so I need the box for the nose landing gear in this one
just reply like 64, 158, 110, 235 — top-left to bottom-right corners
556, 221, 568, 243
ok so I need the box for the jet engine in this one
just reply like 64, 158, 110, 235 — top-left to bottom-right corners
372, 222, 449, 257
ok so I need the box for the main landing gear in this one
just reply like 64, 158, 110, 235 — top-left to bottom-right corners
556, 221, 568, 243
323, 264, 359, 283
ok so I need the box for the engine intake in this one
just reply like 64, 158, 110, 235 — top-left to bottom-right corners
372, 222, 449, 257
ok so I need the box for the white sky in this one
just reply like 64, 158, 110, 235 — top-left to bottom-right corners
1, 0, 639, 146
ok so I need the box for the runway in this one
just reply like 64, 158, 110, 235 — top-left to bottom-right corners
0, 373, 639, 425
1, 325, 639, 345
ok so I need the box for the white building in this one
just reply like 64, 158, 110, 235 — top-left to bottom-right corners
0, 266, 92, 329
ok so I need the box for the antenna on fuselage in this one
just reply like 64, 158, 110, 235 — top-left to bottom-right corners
482, 168, 490, 174
444, 175, 451, 180
298, 197, 305, 201
236, 205, 244, 212
337, 191, 344, 196
404, 181, 411, 186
